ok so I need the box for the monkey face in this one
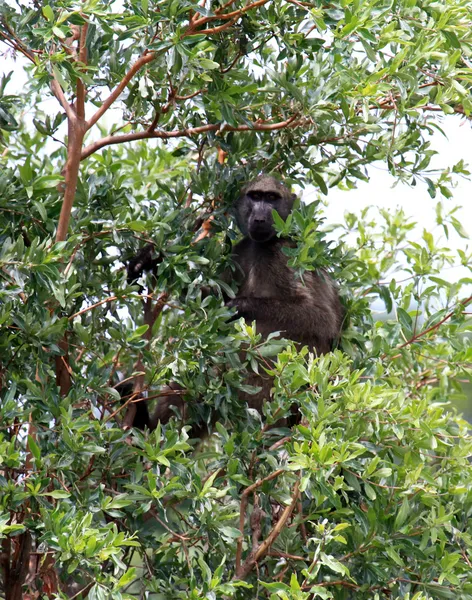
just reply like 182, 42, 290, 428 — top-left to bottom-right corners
245, 190, 280, 241
236, 175, 296, 243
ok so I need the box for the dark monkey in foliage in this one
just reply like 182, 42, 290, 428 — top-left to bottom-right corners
120, 175, 343, 429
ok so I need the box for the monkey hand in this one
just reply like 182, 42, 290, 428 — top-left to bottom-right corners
225, 297, 251, 321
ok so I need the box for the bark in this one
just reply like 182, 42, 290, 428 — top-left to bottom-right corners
56, 118, 86, 243
4, 532, 32, 600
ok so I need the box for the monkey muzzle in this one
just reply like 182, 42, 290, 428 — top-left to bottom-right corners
248, 223, 276, 242
248, 211, 275, 242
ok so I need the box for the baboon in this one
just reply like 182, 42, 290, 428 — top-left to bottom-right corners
121, 174, 343, 430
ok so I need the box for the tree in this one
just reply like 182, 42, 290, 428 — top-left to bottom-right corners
1, 0, 472, 598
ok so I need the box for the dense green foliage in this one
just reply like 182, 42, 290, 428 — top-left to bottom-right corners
1, 0, 472, 598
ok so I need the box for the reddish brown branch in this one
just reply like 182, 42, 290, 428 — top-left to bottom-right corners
104, 381, 145, 424
191, 16, 240, 35
236, 479, 301, 579
396, 295, 472, 351
76, 21, 89, 120
78, 21, 88, 64
69, 295, 119, 320
86, 53, 156, 129
221, 51, 242, 73
81, 114, 302, 160
0, 21, 36, 62
175, 88, 206, 101
235, 469, 285, 575
56, 119, 85, 241
191, 0, 270, 27
50, 79, 76, 122
215, 0, 239, 14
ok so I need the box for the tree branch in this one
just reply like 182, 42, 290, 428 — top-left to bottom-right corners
187, 16, 240, 36
55, 119, 85, 241
175, 88, 206, 101
235, 469, 285, 575
215, 0, 239, 14
81, 114, 303, 160
191, 0, 270, 27
396, 295, 472, 350
86, 52, 156, 130
236, 479, 300, 580
69, 295, 119, 320
76, 21, 89, 119
50, 78, 76, 122
0, 21, 36, 62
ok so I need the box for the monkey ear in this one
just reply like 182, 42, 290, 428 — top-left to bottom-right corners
291, 193, 297, 202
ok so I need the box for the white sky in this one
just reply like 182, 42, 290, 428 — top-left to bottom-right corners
319, 117, 472, 241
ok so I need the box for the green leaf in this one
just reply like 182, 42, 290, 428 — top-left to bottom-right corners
28, 435, 41, 462
308, 586, 334, 599
386, 546, 404, 567
116, 567, 136, 589
442, 30, 461, 49
42, 490, 71, 499
397, 307, 412, 332
311, 171, 328, 195
52, 26, 67, 39
451, 217, 468, 238
199, 58, 220, 70
320, 552, 350, 576
127, 324, 149, 340
394, 498, 410, 530
42, 5, 54, 21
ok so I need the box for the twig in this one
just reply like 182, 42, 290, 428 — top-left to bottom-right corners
147, 509, 190, 541
191, 0, 270, 27
69, 295, 119, 319
235, 469, 285, 573
221, 51, 242, 73
192, 16, 240, 35
50, 78, 76, 122
175, 88, 205, 101
267, 550, 306, 561
235, 479, 301, 579
0, 20, 36, 61
396, 295, 472, 350
269, 436, 291, 451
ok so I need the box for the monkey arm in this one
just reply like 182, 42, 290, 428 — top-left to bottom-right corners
227, 296, 341, 345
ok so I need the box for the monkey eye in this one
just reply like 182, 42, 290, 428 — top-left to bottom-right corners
265, 193, 279, 202
248, 191, 262, 201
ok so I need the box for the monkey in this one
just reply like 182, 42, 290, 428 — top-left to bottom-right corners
218, 174, 343, 413
230, 175, 342, 352
120, 174, 343, 431
126, 243, 161, 286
